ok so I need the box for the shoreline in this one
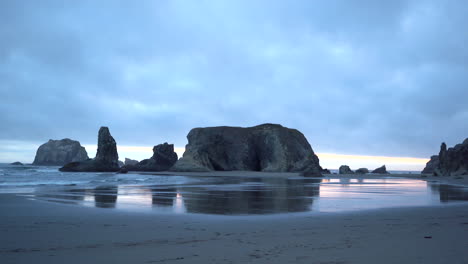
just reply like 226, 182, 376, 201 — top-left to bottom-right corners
142, 170, 468, 187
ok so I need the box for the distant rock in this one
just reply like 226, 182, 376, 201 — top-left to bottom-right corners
124, 158, 139, 166
421, 155, 439, 174
322, 168, 331, 174
171, 124, 322, 176
371, 165, 389, 174
10, 161, 23, 166
124, 143, 178, 171
118, 160, 124, 167
59, 127, 120, 172
339, 165, 354, 174
355, 168, 369, 174
432, 139, 468, 176
33, 139, 88, 166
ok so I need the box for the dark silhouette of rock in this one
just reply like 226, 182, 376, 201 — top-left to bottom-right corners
355, 168, 369, 174
118, 160, 124, 167
432, 139, 468, 176
33, 139, 88, 166
118, 167, 128, 174
322, 168, 331, 174
10, 161, 23, 165
124, 143, 178, 171
339, 165, 354, 174
171, 124, 322, 176
421, 155, 439, 174
124, 158, 139, 166
371, 165, 389, 174
59, 127, 120, 172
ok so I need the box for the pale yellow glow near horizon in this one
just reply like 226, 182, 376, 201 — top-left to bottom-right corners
316, 153, 429, 164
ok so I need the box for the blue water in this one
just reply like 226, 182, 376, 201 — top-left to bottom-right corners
1, 163, 467, 215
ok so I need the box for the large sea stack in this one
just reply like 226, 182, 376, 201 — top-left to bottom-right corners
428, 139, 468, 176
171, 124, 322, 176
33, 139, 88, 166
124, 143, 178, 171
59, 127, 120, 172
421, 155, 439, 174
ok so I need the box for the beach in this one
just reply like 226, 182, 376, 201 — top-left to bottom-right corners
1, 172, 468, 264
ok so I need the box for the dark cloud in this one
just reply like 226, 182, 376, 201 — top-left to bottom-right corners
1, 0, 467, 158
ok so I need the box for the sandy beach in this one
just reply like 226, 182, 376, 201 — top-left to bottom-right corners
1, 173, 468, 264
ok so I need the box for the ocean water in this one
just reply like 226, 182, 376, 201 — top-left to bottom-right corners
1, 163, 467, 215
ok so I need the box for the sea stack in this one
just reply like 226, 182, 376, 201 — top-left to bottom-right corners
339, 165, 354, 174
171, 123, 322, 176
421, 155, 439, 174
33, 138, 88, 166
59, 127, 120, 172
371, 165, 389, 174
429, 139, 468, 176
123, 143, 178, 171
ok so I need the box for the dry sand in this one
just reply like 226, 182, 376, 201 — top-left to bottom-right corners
1, 172, 468, 264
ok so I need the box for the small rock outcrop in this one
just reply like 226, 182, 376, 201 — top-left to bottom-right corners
124, 143, 178, 171
421, 155, 439, 174
371, 165, 389, 174
124, 158, 139, 166
355, 168, 369, 174
118, 160, 124, 167
33, 139, 88, 166
432, 139, 468, 176
339, 165, 354, 174
321, 168, 331, 174
10, 161, 23, 166
171, 124, 322, 176
59, 127, 120, 172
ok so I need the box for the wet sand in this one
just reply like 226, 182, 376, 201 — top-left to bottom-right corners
1, 173, 468, 264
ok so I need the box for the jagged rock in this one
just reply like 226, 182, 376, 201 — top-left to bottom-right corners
371, 165, 389, 174
59, 127, 120, 172
33, 139, 88, 166
355, 168, 369, 174
339, 165, 354, 174
10, 161, 23, 165
322, 168, 331, 174
171, 124, 322, 176
421, 155, 439, 174
118, 160, 124, 167
124, 143, 178, 171
124, 158, 139, 166
433, 139, 468, 176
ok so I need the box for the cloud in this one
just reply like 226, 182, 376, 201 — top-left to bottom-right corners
1, 0, 467, 161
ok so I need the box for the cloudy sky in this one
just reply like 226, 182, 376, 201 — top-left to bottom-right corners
1, 0, 467, 170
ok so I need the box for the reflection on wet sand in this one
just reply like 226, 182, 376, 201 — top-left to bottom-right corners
93, 186, 118, 208
429, 184, 468, 202
151, 188, 177, 206
32, 177, 468, 215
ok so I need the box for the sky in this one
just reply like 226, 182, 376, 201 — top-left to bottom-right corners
1, 0, 467, 170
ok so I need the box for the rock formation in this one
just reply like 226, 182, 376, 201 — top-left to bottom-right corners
124, 158, 139, 166
123, 143, 178, 171
118, 160, 124, 167
33, 139, 88, 166
421, 155, 439, 174
10, 161, 23, 165
59, 127, 120, 172
171, 124, 322, 176
431, 139, 468, 176
339, 165, 354, 174
371, 165, 388, 174
355, 168, 369, 174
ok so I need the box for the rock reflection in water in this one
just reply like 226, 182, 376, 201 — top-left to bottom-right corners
93, 186, 118, 208
179, 178, 321, 215
151, 188, 177, 206
429, 184, 468, 202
